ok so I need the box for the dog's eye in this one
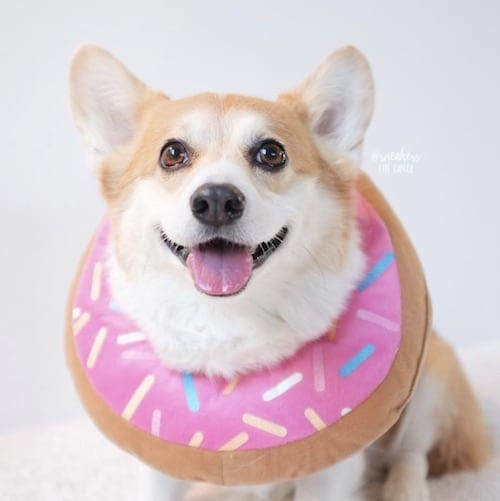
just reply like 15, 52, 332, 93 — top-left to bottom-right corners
253, 140, 287, 171
159, 140, 190, 169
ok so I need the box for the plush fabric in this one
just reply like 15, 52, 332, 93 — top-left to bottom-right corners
1, 344, 498, 500
71, 195, 401, 452
64, 174, 432, 484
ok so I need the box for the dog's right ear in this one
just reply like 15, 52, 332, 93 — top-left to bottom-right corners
69, 45, 163, 162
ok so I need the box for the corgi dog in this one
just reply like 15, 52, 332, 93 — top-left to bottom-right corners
69, 45, 490, 501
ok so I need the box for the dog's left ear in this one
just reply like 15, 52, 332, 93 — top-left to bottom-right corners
280, 46, 374, 162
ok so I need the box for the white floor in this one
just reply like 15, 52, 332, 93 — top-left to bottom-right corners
1, 345, 499, 501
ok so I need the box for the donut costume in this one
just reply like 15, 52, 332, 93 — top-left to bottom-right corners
65, 174, 431, 485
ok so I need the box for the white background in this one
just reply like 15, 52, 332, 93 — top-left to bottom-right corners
1, 0, 499, 432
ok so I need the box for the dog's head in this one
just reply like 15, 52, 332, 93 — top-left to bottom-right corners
69, 45, 374, 375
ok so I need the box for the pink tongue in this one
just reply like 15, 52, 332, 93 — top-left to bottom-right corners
187, 246, 253, 296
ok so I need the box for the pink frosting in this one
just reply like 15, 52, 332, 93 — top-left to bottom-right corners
71, 195, 401, 452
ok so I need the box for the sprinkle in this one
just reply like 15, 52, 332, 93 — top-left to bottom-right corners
339, 344, 375, 378
72, 312, 90, 336
356, 308, 399, 332
90, 261, 103, 301
341, 407, 352, 416
357, 252, 395, 291
108, 298, 122, 312
72, 307, 81, 319
312, 345, 325, 392
262, 372, 303, 402
304, 407, 326, 431
151, 409, 161, 436
222, 375, 241, 395
188, 431, 204, 448
122, 374, 155, 421
218, 432, 249, 451
120, 350, 157, 361
182, 373, 200, 412
86, 327, 108, 369
326, 323, 337, 341
242, 413, 287, 437
116, 331, 147, 345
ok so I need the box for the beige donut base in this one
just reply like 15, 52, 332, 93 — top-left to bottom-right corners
65, 173, 432, 485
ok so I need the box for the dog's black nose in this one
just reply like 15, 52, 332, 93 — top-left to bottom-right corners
190, 183, 245, 226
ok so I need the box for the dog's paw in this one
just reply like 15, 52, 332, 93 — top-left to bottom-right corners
381, 453, 430, 501
381, 477, 429, 501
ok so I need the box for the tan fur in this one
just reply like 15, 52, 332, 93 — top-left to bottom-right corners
424, 333, 491, 475
375, 332, 492, 480
375, 332, 491, 478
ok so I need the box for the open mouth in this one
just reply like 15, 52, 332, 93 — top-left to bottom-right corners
159, 227, 288, 296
